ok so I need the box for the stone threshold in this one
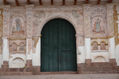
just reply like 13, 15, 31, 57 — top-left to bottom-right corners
0, 74, 119, 79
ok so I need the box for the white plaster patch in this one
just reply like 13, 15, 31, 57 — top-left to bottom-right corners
91, 52, 109, 62
115, 45, 119, 66
32, 38, 41, 66
77, 46, 85, 63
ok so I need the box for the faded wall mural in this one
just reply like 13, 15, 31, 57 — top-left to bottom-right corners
0, 4, 119, 69
9, 40, 26, 54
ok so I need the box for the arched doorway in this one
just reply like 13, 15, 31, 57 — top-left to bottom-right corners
41, 18, 77, 72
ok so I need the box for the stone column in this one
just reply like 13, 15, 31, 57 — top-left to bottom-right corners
109, 37, 116, 65
76, 33, 85, 73
2, 37, 9, 71
85, 38, 91, 65
2, 5, 10, 71
32, 37, 41, 74
26, 38, 33, 71
25, 5, 34, 71
75, 34, 80, 73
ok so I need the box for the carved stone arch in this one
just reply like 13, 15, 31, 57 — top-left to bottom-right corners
39, 15, 78, 34
10, 57, 25, 68
91, 41, 98, 45
94, 56, 106, 62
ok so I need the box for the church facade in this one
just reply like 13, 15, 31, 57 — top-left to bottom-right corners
0, 0, 119, 75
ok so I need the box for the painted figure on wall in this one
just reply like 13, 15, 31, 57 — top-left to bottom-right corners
92, 41, 98, 50
12, 18, 24, 34
16, 19, 21, 32
100, 41, 106, 50
92, 16, 105, 33
94, 18, 101, 32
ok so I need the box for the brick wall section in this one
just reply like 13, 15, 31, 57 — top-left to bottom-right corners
79, 62, 119, 74
0, 62, 119, 75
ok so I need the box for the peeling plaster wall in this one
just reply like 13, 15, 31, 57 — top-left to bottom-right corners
0, 4, 117, 68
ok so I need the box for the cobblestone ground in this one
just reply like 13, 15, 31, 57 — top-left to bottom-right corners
0, 74, 119, 79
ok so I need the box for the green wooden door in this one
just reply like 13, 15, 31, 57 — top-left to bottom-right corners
41, 18, 77, 72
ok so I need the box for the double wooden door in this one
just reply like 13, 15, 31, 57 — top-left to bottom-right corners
41, 18, 77, 72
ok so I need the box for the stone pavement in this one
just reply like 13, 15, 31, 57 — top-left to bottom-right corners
0, 74, 119, 79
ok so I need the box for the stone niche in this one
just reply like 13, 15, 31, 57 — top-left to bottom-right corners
9, 39, 26, 54
91, 38, 109, 62
10, 57, 25, 68
9, 8, 26, 39
10, 17, 26, 38
84, 5, 108, 37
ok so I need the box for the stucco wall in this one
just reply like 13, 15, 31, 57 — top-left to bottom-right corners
0, 4, 118, 68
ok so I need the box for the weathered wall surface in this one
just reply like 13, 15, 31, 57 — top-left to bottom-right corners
0, 3, 118, 68
115, 5, 119, 66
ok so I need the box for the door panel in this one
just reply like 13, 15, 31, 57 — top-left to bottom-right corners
41, 20, 59, 72
41, 18, 77, 72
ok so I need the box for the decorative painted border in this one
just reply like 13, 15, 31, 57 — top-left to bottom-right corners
113, 5, 119, 45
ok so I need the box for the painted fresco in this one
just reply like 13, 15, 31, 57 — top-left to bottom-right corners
9, 10, 26, 54
91, 16, 105, 33
91, 38, 108, 51
89, 6, 107, 37
9, 40, 26, 54
10, 17, 25, 38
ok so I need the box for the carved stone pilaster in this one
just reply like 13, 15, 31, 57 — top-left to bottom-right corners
2, 37, 9, 71
26, 5, 34, 38
106, 4, 114, 36
25, 60, 32, 72
83, 4, 91, 37
2, 61, 9, 72
26, 38, 33, 57
3, 5, 10, 37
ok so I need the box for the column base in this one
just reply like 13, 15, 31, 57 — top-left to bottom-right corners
77, 64, 81, 74
2, 61, 9, 72
85, 59, 92, 66
109, 59, 117, 66
25, 60, 32, 72
32, 66, 40, 75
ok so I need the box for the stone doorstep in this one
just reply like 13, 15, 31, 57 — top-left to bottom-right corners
0, 72, 32, 75
0, 62, 119, 75
0, 74, 119, 79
